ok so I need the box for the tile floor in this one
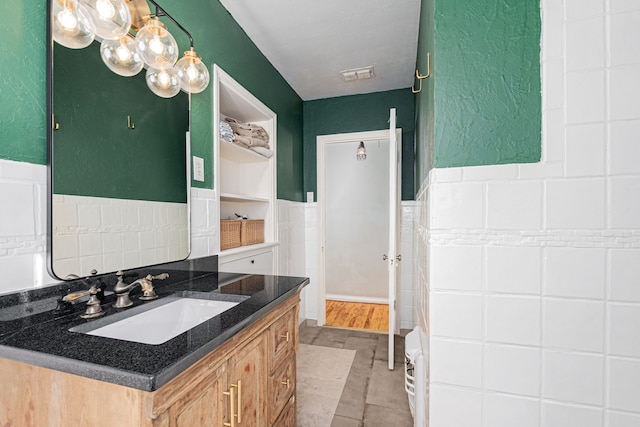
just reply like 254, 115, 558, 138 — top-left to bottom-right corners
299, 322, 414, 427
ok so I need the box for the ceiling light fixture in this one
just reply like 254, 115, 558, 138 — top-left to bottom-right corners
356, 141, 367, 161
51, 0, 210, 97
340, 66, 375, 82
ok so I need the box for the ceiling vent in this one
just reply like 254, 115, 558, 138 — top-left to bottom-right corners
340, 66, 375, 82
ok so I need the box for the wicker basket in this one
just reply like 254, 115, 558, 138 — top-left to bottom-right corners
240, 219, 265, 246
220, 220, 242, 250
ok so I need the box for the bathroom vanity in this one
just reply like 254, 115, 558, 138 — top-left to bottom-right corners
0, 258, 307, 427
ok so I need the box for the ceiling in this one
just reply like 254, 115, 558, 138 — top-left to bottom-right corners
219, 0, 422, 101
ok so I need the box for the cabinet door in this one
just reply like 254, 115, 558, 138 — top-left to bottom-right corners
227, 333, 268, 426
172, 366, 227, 427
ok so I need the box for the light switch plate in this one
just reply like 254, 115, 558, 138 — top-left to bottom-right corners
193, 156, 204, 182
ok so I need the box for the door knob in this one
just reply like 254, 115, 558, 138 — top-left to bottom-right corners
396, 254, 402, 262
382, 254, 388, 261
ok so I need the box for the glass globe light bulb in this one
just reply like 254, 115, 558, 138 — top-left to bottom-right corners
100, 34, 144, 77
79, 0, 131, 40
52, 0, 95, 49
58, 9, 78, 30
135, 19, 178, 69
149, 37, 165, 55
175, 48, 210, 93
95, 0, 115, 19
146, 67, 180, 98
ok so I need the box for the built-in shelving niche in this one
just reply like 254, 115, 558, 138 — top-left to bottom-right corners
213, 65, 278, 272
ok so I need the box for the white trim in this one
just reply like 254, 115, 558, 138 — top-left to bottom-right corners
325, 294, 389, 304
316, 128, 402, 328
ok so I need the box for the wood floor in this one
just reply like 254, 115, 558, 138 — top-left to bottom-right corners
325, 300, 389, 332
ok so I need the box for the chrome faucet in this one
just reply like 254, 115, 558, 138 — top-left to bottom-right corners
113, 270, 169, 308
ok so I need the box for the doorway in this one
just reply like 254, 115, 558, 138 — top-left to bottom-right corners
317, 127, 401, 334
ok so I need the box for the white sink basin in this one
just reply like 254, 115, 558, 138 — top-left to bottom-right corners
84, 298, 239, 345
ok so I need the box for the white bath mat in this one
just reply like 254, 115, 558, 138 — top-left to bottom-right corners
296, 344, 356, 427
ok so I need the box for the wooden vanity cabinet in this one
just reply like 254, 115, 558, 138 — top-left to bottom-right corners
0, 294, 299, 427
150, 294, 299, 427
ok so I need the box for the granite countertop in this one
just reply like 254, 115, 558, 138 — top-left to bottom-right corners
0, 258, 308, 392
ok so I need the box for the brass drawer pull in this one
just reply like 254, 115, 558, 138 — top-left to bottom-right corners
281, 378, 290, 389
280, 331, 290, 342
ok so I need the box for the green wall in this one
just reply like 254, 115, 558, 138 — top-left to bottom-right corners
414, 0, 436, 185
430, 0, 541, 169
53, 42, 188, 203
0, 1, 47, 165
303, 89, 415, 201
0, 0, 305, 201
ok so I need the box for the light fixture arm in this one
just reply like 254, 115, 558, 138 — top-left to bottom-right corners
146, 0, 194, 48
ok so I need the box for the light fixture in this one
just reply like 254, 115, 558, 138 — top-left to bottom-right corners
145, 66, 180, 98
340, 66, 375, 82
80, 0, 131, 40
175, 48, 210, 93
52, 0, 96, 49
357, 141, 367, 161
51, 0, 210, 97
135, 17, 178, 69
100, 34, 144, 76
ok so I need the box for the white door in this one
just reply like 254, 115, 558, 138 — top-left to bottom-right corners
387, 108, 401, 370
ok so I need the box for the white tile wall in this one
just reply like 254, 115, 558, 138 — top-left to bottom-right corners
418, 0, 640, 424
429, 384, 482, 427
542, 401, 603, 427
486, 295, 541, 346
0, 169, 217, 295
543, 351, 604, 405
608, 357, 640, 412
430, 338, 482, 388
0, 159, 50, 294
484, 393, 539, 427
608, 411, 640, 427
52, 195, 189, 277
189, 188, 218, 259
485, 344, 541, 396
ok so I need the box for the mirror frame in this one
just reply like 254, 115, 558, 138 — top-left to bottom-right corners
45, 0, 192, 281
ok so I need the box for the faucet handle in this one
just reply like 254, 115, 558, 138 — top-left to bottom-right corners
62, 289, 92, 303
138, 273, 168, 301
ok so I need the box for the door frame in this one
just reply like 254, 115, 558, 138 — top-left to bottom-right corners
316, 128, 402, 327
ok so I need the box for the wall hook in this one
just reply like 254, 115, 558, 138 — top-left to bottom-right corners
411, 52, 431, 94
52, 114, 60, 131
127, 115, 135, 129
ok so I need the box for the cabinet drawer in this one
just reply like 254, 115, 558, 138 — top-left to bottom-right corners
220, 250, 273, 275
268, 308, 295, 372
272, 394, 296, 427
269, 355, 295, 424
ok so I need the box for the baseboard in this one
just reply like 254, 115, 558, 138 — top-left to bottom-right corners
325, 294, 388, 304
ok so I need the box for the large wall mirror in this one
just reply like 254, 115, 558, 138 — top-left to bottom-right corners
47, 0, 191, 280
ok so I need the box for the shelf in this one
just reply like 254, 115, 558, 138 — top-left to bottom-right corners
220, 193, 270, 203
220, 141, 270, 164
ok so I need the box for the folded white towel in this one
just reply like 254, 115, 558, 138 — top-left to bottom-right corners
250, 146, 273, 158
